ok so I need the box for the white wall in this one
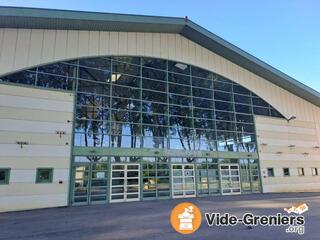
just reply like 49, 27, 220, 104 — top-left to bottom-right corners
0, 84, 74, 212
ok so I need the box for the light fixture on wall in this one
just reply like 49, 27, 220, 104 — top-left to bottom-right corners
286, 116, 296, 123
288, 144, 295, 148
16, 141, 29, 148
302, 152, 309, 156
314, 146, 320, 149
276, 151, 283, 154
56, 131, 66, 138
261, 143, 268, 147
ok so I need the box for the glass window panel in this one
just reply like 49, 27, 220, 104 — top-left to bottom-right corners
113, 74, 140, 88
170, 117, 193, 128
193, 97, 214, 109
192, 77, 213, 88
270, 108, 283, 118
112, 60, 140, 76
214, 91, 232, 102
236, 113, 253, 123
169, 94, 192, 106
192, 87, 213, 99
233, 84, 250, 95
78, 80, 110, 95
169, 105, 192, 117
168, 61, 190, 75
0, 70, 36, 86
142, 67, 166, 81
194, 108, 214, 120
37, 73, 73, 90
38, 62, 77, 77
79, 67, 111, 83
252, 97, 269, 107
76, 105, 110, 121
111, 110, 141, 123
191, 67, 212, 79
194, 118, 215, 129
168, 72, 190, 85
142, 101, 167, 114
235, 104, 252, 114
143, 90, 167, 102
169, 83, 191, 95
215, 111, 235, 121
113, 56, 140, 65
253, 107, 270, 116
142, 113, 167, 125
214, 81, 232, 92
79, 57, 111, 70
142, 78, 166, 91
216, 121, 235, 131
234, 94, 251, 104
112, 98, 140, 112
215, 101, 233, 111
142, 57, 167, 70
236, 123, 255, 133
112, 85, 140, 99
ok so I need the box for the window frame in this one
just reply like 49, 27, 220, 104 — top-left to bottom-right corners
298, 167, 305, 176
267, 168, 274, 177
311, 168, 318, 176
0, 168, 11, 185
283, 168, 290, 177
36, 168, 54, 184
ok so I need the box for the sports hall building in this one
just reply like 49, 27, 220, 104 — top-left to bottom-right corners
0, 7, 319, 212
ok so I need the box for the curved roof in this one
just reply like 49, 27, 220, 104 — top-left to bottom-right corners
0, 6, 319, 107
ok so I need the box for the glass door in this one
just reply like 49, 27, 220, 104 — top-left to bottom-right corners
219, 164, 241, 195
110, 164, 140, 202
171, 164, 196, 198
71, 162, 108, 205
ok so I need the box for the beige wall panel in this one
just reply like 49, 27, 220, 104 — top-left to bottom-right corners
109, 32, 119, 55
0, 157, 70, 169
28, 29, 44, 68
78, 31, 90, 57
0, 194, 67, 212
0, 29, 4, 58
66, 30, 79, 58
0, 131, 71, 145
127, 32, 137, 56
0, 107, 72, 123
88, 31, 99, 56
54, 30, 68, 61
168, 34, 176, 60
0, 82, 74, 102
0, 119, 72, 134
9, 169, 69, 183
152, 33, 161, 58
0, 183, 68, 197
263, 183, 320, 193
144, 33, 152, 57
0, 94, 73, 112
41, 30, 55, 64
0, 29, 17, 74
259, 153, 319, 162
14, 29, 31, 70
257, 115, 320, 193
0, 144, 70, 157
99, 31, 109, 55
136, 32, 145, 56
160, 33, 168, 59
118, 32, 127, 55
0, 29, 319, 124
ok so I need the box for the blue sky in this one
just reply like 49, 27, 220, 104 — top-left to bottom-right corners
1, 0, 319, 92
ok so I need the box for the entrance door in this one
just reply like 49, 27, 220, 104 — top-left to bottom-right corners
171, 164, 196, 198
71, 162, 108, 205
219, 164, 241, 195
110, 164, 140, 202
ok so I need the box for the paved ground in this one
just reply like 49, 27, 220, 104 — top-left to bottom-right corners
1, 192, 319, 240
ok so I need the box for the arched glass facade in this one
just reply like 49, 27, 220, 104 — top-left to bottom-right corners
0, 56, 284, 204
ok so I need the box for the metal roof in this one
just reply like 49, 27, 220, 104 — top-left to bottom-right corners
0, 6, 319, 107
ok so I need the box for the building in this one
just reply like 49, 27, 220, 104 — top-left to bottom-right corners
0, 7, 319, 212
